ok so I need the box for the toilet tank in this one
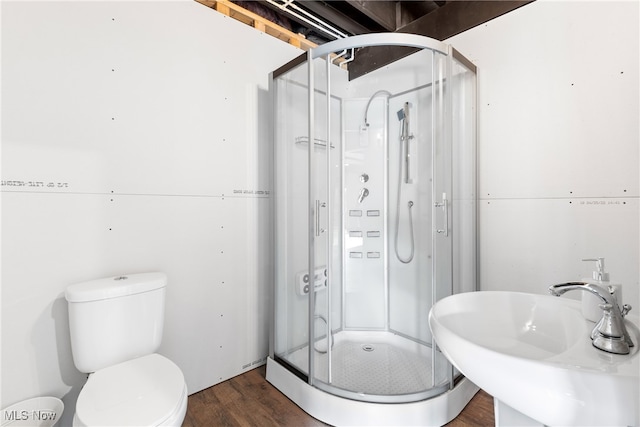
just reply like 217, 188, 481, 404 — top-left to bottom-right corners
65, 272, 167, 373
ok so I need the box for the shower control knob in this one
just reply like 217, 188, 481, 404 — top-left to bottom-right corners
358, 188, 369, 203
296, 266, 328, 296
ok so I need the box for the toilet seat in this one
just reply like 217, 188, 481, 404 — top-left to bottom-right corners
74, 353, 187, 427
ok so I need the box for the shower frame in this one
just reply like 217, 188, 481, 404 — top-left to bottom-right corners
267, 33, 478, 426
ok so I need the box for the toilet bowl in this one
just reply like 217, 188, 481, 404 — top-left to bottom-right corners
73, 354, 187, 427
65, 273, 187, 427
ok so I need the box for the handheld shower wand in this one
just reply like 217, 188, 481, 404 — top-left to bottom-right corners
395, 102, 414, 264
398, 102, 413, 184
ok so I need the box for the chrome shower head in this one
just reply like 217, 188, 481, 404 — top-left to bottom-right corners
363, 90, 392, 127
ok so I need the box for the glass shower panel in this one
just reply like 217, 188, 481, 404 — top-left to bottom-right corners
273, 58, 311, 375
306, 54, 345, 389
451, 55, 477, 296
447, 52, 478, 382
309, 55, 330, 385
431, 50, 454, 387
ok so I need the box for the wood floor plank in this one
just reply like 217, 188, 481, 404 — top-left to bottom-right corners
445, 389, 494, 427
184, 365, 494, 426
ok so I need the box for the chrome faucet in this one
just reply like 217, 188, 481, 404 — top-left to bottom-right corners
549, 282, 634, 354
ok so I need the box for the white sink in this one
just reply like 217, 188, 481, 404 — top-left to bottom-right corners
429, 291, 639, 426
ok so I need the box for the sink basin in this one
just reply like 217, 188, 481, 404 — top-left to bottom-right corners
429, 291, 639, 426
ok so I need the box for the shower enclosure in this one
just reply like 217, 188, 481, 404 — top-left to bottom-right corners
267, 33, 477, 426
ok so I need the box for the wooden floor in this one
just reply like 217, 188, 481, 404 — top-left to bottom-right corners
183, 365, 494, 426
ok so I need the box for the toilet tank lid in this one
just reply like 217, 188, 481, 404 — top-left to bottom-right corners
65, 272, 167, 303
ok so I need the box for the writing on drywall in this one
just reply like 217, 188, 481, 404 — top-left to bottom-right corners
232, 189, 270, 196
1, 180, 69, 189
579, 200, 624, 205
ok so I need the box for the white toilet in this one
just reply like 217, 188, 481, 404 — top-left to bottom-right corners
65, 272, 188, 427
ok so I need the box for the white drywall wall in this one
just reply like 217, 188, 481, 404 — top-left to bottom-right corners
1, 0, 300, 422
3, 0, 638, 422
447, 0, 639, 305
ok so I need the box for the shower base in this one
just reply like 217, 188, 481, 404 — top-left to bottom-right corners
286, 331, 437, 396
267, 331, 479, 426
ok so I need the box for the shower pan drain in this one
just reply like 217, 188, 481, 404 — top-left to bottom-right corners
362, 344, 375, 352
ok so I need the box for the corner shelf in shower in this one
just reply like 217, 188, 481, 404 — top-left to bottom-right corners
295, 136, 335, 149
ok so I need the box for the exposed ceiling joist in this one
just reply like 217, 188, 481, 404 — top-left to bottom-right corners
397, 1, 445, 28
349, 0, 534, 79
344, 0, 398, 31
254, 0, 452, 43
287, 1, 373, 35
201, 0, 535, 79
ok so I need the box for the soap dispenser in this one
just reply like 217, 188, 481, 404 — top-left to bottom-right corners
581, 257, 622, 322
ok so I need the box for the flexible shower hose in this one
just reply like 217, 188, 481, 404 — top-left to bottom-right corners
394, 120, 415, 264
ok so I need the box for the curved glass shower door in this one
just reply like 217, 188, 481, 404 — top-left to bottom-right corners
271, 53, 342, 383
271, 34, 477, 404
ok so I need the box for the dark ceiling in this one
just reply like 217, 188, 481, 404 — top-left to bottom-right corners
234, 1, 533, 45
228, 1, 533, 79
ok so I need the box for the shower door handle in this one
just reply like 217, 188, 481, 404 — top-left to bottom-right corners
435, 193, 449, 237
315, 200, 326, 236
